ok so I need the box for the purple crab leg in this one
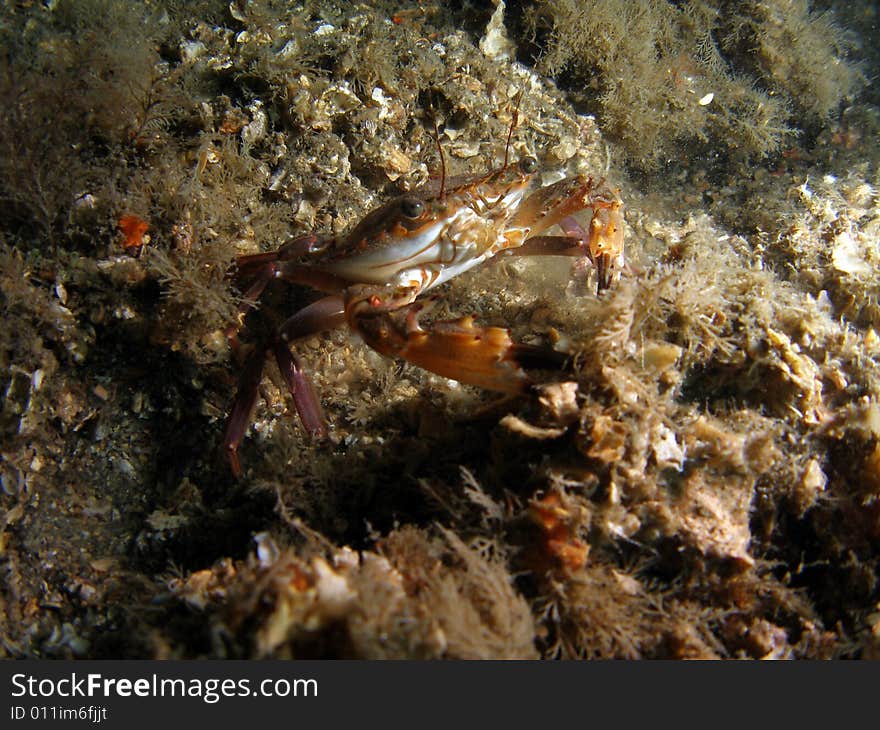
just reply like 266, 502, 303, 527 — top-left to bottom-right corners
558, 215, 589, 243
233, 233, 328, 281
227, 234, 334, 345
559, 215, 616, 295
272, 295, 346, 439
237, 264, 275, 312
273, 295, 345, 440
272, 340, 326, 439
224, 296, 346, 477
277, 295, 346, 342
224, 345, 268, 478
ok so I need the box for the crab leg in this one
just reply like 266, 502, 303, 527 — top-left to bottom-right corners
507, 237, 613, 295
224, 295, 345, 477
227, 234, 338, 347
277, 294, 346, 342
234, 233, 328, 281
506, 234, 588, 257
224, 345, 268, 478
232, 235, 345, 320
272, 339, 326, 440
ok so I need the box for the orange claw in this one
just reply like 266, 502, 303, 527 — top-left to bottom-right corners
393, 316, 529, 394
353, 302, 527, 393
352, 299, 568, 394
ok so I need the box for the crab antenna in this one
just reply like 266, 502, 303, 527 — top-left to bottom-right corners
431, 102, 447, 201
503, 90, 524, 170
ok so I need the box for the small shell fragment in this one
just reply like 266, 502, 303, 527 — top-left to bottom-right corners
382, 143, 413, 177
500, 414, 567, 440
179, 40, 206, 63
698, 92, 714, 106
642, 341, 683, 372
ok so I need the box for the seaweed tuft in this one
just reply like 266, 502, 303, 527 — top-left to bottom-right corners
516, 0, 864, 168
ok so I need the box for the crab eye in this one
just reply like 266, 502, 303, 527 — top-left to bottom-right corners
400, 197, 425, 219
519, 156, 539, 174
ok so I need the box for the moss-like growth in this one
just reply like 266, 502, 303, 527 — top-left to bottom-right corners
518, 0, 863, 167
162, 527, 535, 659
721, 0, 864, 121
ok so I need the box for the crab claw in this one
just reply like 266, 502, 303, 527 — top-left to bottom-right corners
511, 175, 624, 294
348, 286, 569, 394
587, 202, 624, 293
558, 200, 623, 294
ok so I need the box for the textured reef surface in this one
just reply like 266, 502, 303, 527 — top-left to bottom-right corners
1, 0, 878, 658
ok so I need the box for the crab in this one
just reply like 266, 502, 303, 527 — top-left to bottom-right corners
223, 150, 624, 476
